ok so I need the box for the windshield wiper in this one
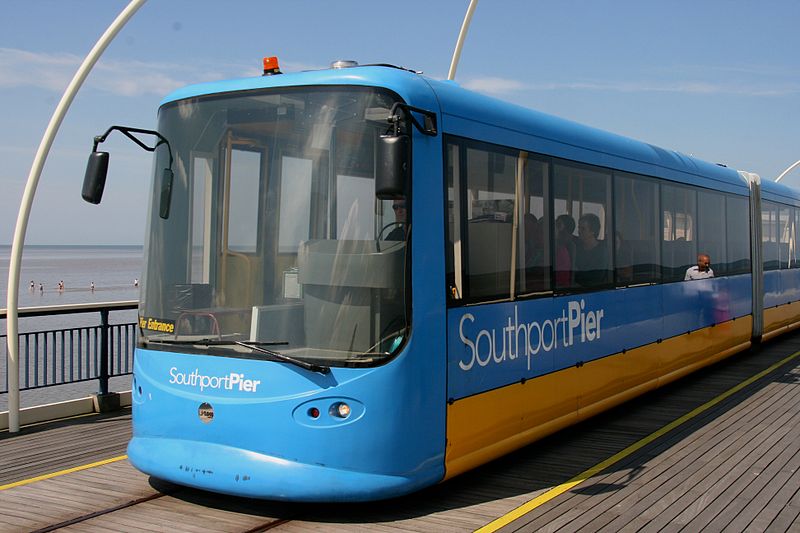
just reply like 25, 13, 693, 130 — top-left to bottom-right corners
234, 341, 330, 375
144, 337, 329, 374
146, 338, 289, 347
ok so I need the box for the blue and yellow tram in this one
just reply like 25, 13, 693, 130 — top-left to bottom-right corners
84, 59, 800, 501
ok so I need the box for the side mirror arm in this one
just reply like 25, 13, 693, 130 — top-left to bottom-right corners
83, 125, 174, 219
92, 125, 173, 168
387, 103, 437, 137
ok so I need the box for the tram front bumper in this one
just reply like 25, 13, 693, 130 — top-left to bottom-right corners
127, 436, 419, 502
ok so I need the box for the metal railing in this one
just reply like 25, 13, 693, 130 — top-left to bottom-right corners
1, 301, 138, 395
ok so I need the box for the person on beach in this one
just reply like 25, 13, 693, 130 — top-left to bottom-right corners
39, 283, 43, 294
90, 281, 95, 292
29, 280, 35, 291
134, 278, 139, 287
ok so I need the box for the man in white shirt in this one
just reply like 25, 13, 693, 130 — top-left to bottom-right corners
685, 253, 714, 280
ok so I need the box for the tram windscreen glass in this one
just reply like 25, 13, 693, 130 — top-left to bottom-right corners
139, 87, 410, 366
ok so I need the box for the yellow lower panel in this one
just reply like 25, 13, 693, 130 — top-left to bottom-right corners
445, 316, 752, 479
657, 316, 751, 384
764, 302, 800, 337
444, 368, 579, 480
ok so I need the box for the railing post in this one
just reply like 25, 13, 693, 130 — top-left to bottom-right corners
99, 309, 110, 396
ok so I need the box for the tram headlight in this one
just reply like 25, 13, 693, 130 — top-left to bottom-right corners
330, 402, 351, 419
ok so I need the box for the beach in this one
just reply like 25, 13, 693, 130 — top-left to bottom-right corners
1, 245, 142, 409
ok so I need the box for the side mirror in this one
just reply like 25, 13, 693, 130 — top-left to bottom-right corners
82, 151, 109, 204
159, 168, 174, 219
376, 134, 409, 200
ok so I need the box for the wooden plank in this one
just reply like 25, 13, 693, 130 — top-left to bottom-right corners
499, 348, 800, 532
508, 370, 799, 531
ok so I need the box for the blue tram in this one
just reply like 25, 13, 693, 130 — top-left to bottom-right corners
84, 59, 800, 501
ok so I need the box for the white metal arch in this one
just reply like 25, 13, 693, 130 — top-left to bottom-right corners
5, 0, 147, 433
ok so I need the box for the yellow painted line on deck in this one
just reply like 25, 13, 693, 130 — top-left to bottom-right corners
0, 455, 128, 491
476, 349, 800, 533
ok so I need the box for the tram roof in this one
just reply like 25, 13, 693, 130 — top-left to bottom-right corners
162, 65, 799, 203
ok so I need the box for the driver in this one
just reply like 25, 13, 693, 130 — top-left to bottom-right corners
386, 198, 408, 240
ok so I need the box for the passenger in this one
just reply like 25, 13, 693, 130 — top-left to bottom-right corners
685, 253, 714, 280
575, 213, 609, 287
386, 198, 408, 240
554, 214, 576, 287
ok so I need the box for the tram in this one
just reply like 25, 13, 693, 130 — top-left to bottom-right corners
82, 58, 800, 501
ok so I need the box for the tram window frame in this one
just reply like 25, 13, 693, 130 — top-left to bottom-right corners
444, 136, 556, 305
613, 171, 660, 287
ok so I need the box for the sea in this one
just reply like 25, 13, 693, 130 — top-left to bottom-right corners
0, 244, 143, 410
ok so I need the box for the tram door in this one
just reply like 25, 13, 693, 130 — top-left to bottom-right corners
220, 136, 266, 311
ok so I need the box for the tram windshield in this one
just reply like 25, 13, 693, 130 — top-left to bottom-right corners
138, 87, 410, 366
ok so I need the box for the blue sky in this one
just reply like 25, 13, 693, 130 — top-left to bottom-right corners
1, 0, 799, 244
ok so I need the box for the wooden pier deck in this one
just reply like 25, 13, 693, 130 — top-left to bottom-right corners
2, 331, 800, 532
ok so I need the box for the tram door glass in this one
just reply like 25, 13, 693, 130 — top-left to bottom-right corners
139, 87, 409, 365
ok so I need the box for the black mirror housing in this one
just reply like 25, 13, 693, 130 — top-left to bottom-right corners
376, 134, 409, 200
82, 151, 109, 204
159, 168, 174, 219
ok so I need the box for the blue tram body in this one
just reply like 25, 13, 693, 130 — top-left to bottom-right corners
119, 63, 800, 501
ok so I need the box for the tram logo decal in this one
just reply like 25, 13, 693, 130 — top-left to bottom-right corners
458, 299, 605, 372
169, 367, 262, 392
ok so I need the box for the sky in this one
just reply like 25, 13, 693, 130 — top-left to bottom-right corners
1, 0, 799, 245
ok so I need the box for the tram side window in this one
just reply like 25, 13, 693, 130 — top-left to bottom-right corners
613, 172, 660, 286
780, 205, 795, 269
661, 183, 697, 282
762, 202, 781, 271
464, 145, 517, 300
697, 190, 727, 276
518, 157, 551, 294
227, 148, 262, 253
445, 143, 461, 299
795, 208, 800, 268
725, 195, 750, 275
190, 155, 213, 285
553, 162, 612, 290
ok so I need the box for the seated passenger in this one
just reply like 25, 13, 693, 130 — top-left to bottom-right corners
685, 253, 714, 280
575, 213, 609, 287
